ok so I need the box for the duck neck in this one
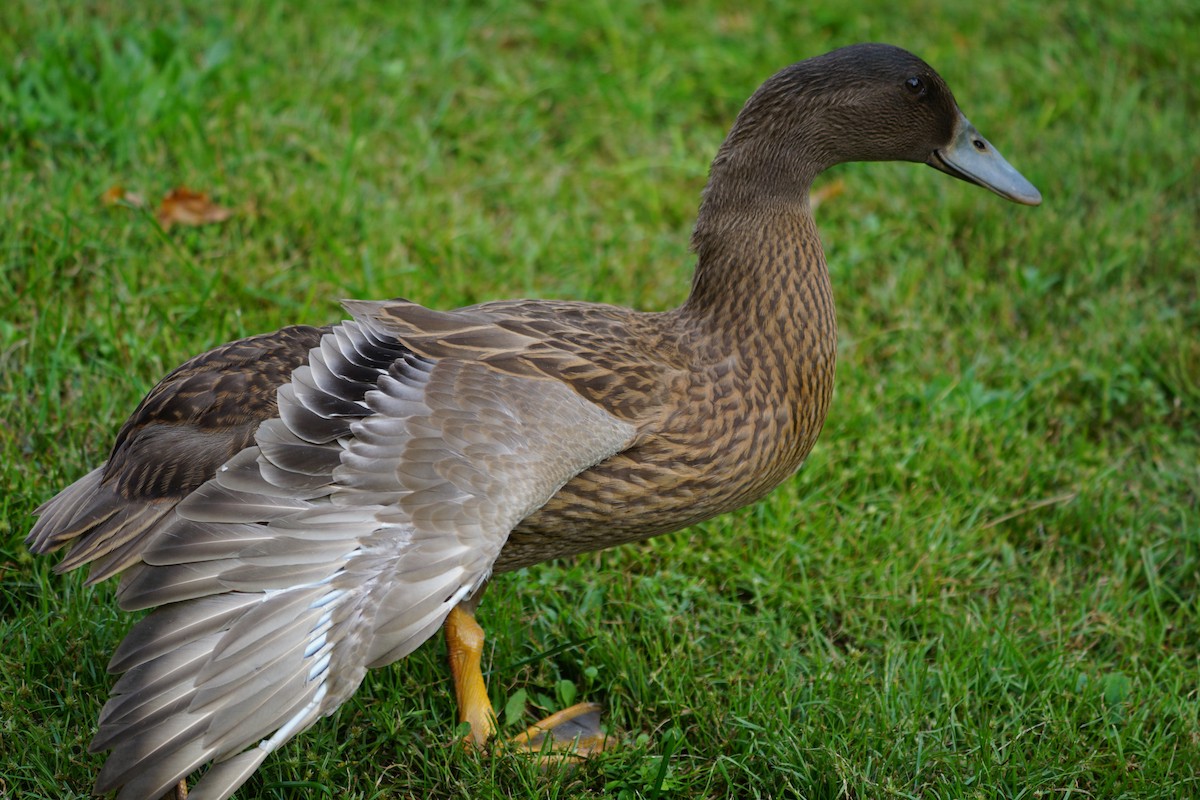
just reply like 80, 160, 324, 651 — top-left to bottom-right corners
681, 88, 842, 335
681, 195, 836, 355
677, 192, 838, 489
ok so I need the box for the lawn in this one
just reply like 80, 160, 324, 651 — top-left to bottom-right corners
2, 0, 1197, 798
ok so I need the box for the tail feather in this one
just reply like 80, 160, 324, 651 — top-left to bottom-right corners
56, 504, 166, 577
27, 467, 178, 585
27, 467, 109, 552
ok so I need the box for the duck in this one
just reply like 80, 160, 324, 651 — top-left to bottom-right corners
27, 42, 1040, 800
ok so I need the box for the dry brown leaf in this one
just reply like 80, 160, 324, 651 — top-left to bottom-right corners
156, 187, 233, 229
100, 185, 146, 208
810, 178, 846, 210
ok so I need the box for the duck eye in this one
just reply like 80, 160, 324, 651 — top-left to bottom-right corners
905, 76, 926, 96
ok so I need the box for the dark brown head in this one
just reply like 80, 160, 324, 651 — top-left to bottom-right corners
699, 43, 1040, 219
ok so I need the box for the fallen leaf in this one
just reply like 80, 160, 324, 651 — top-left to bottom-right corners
810, 178, 846, 211
156, 187, 233, 229
100, 185, 147, 208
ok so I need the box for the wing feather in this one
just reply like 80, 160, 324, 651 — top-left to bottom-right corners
108, 594, 260, 673
183, 749, 268, 800
83, 308, 636, 800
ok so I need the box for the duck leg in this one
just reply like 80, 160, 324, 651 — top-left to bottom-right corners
444, 605, 609, 756
445, 604, 496, 745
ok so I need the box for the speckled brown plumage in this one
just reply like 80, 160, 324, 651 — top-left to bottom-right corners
27, 43, 1040, 800
108, 325, 331, 498
489, 212, 836, 570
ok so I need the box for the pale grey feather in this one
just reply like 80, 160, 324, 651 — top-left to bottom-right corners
184, 749, 269, 800
140, 521, 273, 564
108, 594, 260, 672
116, 560, 229, 611
86, 309, 635, 800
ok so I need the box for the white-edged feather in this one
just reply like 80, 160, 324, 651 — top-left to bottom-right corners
88, 309, 636, 800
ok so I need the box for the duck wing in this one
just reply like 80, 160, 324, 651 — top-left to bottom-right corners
78, 308, 635, 800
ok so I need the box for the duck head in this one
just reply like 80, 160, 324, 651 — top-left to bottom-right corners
702, 43, 1041, 210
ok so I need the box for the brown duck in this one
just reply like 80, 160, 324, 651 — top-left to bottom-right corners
28, 43, 1040, 800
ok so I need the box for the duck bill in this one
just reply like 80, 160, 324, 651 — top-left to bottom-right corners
928, 115, 1042, 206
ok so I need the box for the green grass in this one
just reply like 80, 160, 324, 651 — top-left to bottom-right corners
2, 0, 1197, 797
